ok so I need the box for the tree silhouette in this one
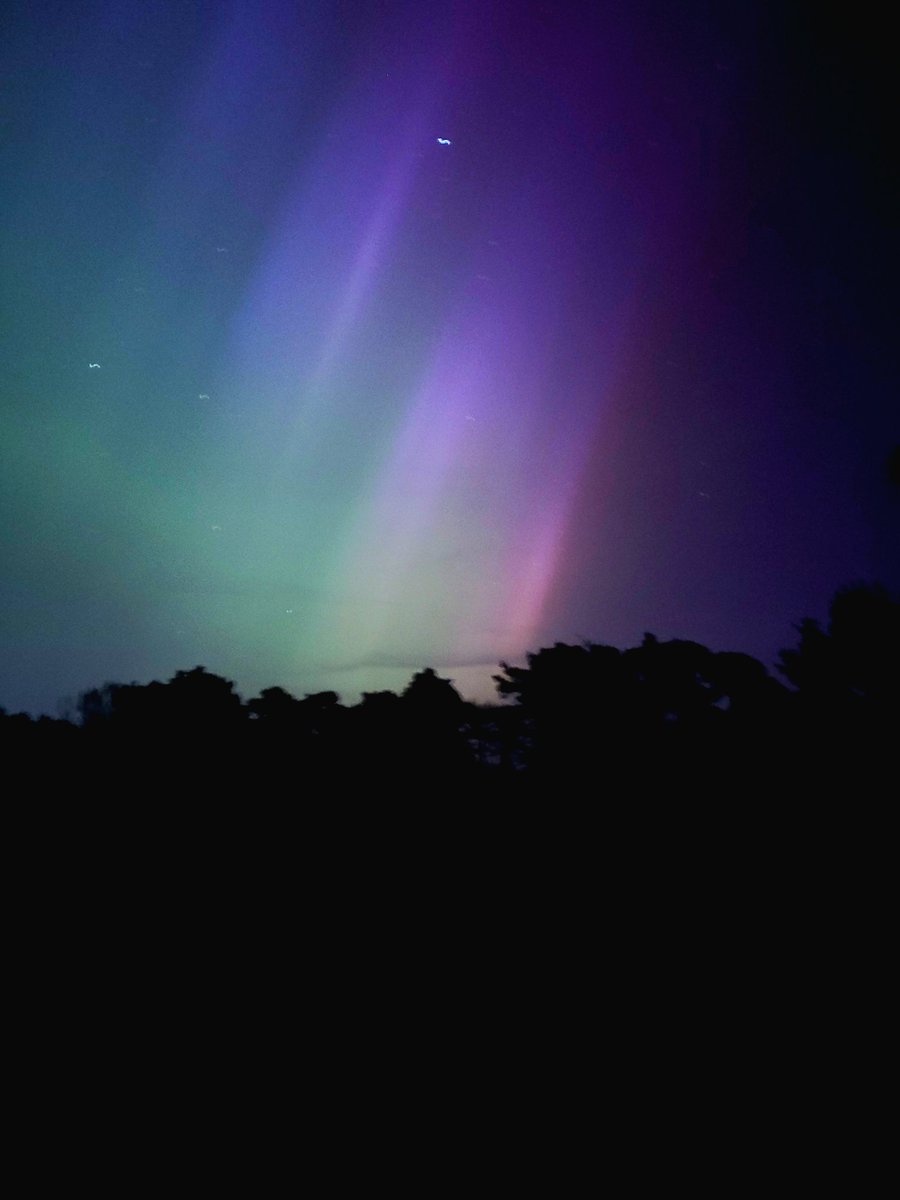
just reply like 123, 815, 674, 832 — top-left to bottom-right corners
167, 666, 244, 729
887, 444, 900, 489
493, 634, 790, 787
777, 583, 900, 783
402, 667, 464, 717
778, 583, 900, 712
494, 641, 639, 781
3, 581, 894, 793
399, 668, 473, 778
247, 685, 302, 725
623, 635, 723, 728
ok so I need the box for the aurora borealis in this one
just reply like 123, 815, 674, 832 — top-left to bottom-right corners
1, 1, 896, 716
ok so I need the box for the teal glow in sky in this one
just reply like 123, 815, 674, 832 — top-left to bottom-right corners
2, 1, 896, 716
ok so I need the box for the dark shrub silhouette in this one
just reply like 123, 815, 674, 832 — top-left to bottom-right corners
2, 581, 894, 795
247, 685, 303, 725
887, 444, 900, 489
778, 583, 900, 710
777, 584, 899, 782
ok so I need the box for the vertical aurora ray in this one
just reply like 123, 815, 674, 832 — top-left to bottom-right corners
321, 206, 611, 673
207, 27, 468, 683
229, 93, 438, 468
208, 2, 637, 687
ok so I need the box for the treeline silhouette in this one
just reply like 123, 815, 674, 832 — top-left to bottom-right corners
6, 583, 892, 1178
3, 582, 897, 795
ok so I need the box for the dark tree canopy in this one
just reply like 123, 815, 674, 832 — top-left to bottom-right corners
778, 583, 900, 712
402, 667, 464, 716
887, 444, 900, 489
3, 582, 895, 794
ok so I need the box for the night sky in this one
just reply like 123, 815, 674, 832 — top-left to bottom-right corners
2, 1, 897, 716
